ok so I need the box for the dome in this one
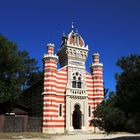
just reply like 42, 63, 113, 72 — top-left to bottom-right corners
67, 31, 85, 47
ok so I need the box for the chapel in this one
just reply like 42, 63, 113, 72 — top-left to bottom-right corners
42, 24, 104, 133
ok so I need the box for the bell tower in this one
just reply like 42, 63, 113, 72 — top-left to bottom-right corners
57, 23, 89, 131
57, 23, 88, 68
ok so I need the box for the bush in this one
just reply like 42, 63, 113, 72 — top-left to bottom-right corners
125, 113, 140, 133
104, 108, 126, 133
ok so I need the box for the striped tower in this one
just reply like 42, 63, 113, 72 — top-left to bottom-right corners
90, 53, 104, 114
43, 43, 58, 133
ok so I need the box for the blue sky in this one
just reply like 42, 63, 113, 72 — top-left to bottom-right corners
0, 0, 140, 91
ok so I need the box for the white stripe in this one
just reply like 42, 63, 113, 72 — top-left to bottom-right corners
86, 74, 92, 78
93, 79, 103, 82
44, 72, 57, 76
57, 89, 65, 92
56, 79, 67, 83
43, 91, 56, 95
43, 102, 64, 106
44, 82, 59, 85
43, 121, 65, 125
87, 87, 93, 90
43, 106, 58, 110
43, 112, 58, 115
93, 71, 102, 74
45, 63, 56, 67
43, 117, 65, 120
93, 87, 104, 90
56, 84, 67, 88
44, 82, 56, 85
94, 100, 103, 104
88, 101, 94, 104
44, 96, 64, 101
44, 87, 57, 90
44, 77, 56, 80
94, 83, 103, 86
86, 79, 93, 82
86, 83, 93, 86
57, 71, 67, 74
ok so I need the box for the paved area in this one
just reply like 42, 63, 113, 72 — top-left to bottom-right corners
52, 133, 140, 140
19, 133, 140, 140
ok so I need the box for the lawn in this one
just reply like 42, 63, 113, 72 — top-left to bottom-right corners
0, 132, 51, 139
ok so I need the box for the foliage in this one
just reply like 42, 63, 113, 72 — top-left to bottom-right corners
95, 54, 140, 133
125, 113, 140, 133
0, 35, 41, 104
95, 92, 126, 133
115, 55, 140, 113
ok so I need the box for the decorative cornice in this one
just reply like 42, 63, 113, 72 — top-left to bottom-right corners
43, 54, 58, 61
90, 63, 103, 67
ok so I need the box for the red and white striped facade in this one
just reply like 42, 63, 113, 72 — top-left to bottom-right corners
42, 27, 104, 133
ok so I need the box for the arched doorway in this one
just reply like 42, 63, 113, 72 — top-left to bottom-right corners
72, 104, 82, 129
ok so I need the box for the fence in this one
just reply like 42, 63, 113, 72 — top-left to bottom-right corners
0, 115, 42, 132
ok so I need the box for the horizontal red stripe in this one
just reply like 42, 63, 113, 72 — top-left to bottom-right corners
44, 61, 57, 64
43, 125, 64, 128
44, 79, 56, 82
43, 114, 58, 117
43, 120, 64, 123
55, 87, 65, 90
93, 85, 104, 88
43, 104, 58, 108
43, 99, 64, 103
43, 109, 58, 113
43, 95, 65, 99
88, 93, 104, 96
44, 66, 57, 69
56, 77, 67, 80
57, 73, 67, 76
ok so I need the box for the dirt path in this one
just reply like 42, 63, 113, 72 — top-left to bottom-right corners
1, 132, 140, 140
52, 133, 140, 140
19, 133, 140, 140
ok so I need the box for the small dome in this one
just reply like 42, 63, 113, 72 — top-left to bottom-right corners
67, 31, 85, 47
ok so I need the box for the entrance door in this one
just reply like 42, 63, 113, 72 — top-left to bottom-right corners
73, 104, 82, 129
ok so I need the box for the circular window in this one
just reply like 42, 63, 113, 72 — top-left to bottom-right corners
73, 76, 76, 80
76, 72, 79, 76
78, 77, 81, 81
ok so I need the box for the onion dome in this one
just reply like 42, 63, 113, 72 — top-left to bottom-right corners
66, 22, 85, 47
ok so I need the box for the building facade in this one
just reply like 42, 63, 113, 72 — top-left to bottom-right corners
42, 25, 104, 133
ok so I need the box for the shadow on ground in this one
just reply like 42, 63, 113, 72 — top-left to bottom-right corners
88, 136, 140, 140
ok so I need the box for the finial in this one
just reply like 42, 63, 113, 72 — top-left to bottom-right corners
71, 21, 74, 32
47, 43, 55, 48
76, 28, 78, 33
63, 31, 65, 36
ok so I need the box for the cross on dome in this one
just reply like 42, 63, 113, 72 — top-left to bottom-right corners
71, 21, 74, 32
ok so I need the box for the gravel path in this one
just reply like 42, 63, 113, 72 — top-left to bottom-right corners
19, 133, 140, 140
52, 133, 140, 140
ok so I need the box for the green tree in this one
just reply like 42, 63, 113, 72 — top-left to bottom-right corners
115, 54, 140, 133
18, 50, 40, 90
0, 35, 41, 103
95, 54, 140, 133
115, 55, 140, 114
94, 91, 126, 133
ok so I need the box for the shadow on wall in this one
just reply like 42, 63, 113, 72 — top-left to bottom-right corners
88, 136, 140, 140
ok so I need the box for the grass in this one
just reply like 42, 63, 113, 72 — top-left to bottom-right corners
0, 132, 51, 139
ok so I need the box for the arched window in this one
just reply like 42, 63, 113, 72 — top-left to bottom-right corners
59, 104, 62, 117
74, 34, 79, 45
72, 72, 82, 88
88, 106, 91, 117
